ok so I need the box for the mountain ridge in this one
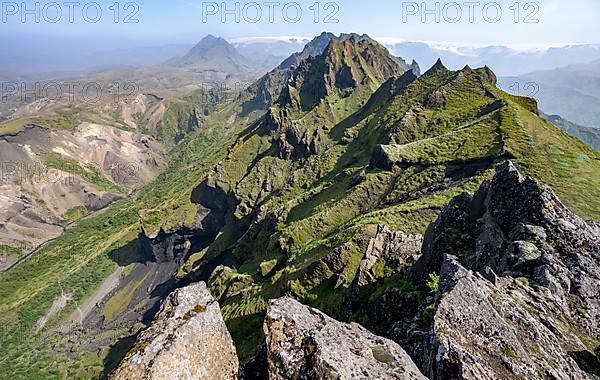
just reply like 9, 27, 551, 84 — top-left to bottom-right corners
239, 33, 419, 116
0, 32, 599, 379
107, 160, 600, 379
178, 50, 599, 362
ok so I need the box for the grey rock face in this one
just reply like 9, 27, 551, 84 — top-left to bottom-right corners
341, 225, 422, 320
355, 225, 422, 287
425, 255, 596, 379
409, 161, 600, 379
109, 282, 238, 380
264, 297, 427, 380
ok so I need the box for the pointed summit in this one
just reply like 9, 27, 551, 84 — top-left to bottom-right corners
183, 35, 238, 63
200, 34, 219, 42
200, 34, 226, 45
408, 59, 421, 76
166, 35, 254, 73
261, 34, 413, 159
477, 65, 497, 85
241, 32, 414, 116
281, 35, 408, 112
279, 32, 336, 69
426, 58, 448, 73
338, 33, 377, 44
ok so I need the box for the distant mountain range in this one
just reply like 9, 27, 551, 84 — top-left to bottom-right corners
228, 37, 600, 77
6, 36, 600, 79
0, 43, 193, 75
385, 41, 600, 76
499, 59, 600, 130
231, 36, 311, 69
542, 113, 600, 151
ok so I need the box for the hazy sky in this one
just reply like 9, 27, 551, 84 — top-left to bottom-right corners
1, 0, 599, 49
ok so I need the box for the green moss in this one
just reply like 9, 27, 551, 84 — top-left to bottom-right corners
371, 345, 394, 364
502, 345, 518, 360
426, 273, 440, 293
63, 206, 87, 221
183, 304, 207, 320
31, 106, 83, 131
259, 260, 278, 277
125, 342, 148, 357
148, 88, 225, 145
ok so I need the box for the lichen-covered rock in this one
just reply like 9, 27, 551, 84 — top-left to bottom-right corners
416, 161, 600, 322
264, 297, 427, 380
407, 161, 600, 379
109, 282, 238, 380
424, 255, 596, 379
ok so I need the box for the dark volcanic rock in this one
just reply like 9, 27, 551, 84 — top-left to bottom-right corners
370, 144, 396, 171
140, 176, 234, 264
139, 226, 194, 264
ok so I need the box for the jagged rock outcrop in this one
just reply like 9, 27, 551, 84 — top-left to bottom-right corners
354, 225, 422, 285
240, 32, 336, 116
138, 226, 194, 263
409, 59, 421, 76
339, 225, 422, 319
139, 178, 232, 264
416, 161, 600, 311
264, 297, 427, 380
174, 107, 206, 143
109, 282, 238, 380
270, 35, 408, 160
423, 254, 600, 379
404, 161, 600, 379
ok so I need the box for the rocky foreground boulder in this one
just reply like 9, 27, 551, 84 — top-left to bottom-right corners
385, 161, 600, 379
109, 282, 238, 380
264, 297, 427, 379
111, 285, 426, 380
